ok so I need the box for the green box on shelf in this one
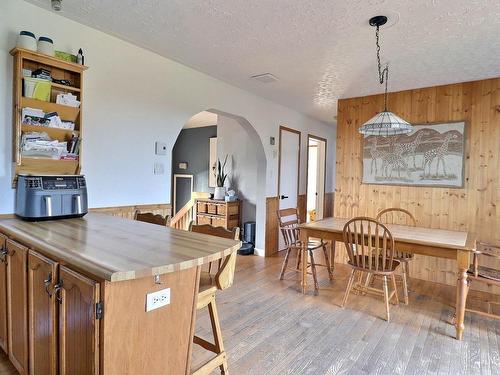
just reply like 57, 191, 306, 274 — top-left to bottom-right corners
55, 51, 77, 63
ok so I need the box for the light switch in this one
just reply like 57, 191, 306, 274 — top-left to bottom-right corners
155, 141, 167, 155
154, 162, 164, 175
146, 288, 171, 312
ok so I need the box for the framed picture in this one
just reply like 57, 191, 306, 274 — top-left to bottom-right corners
362, 121, 466, 187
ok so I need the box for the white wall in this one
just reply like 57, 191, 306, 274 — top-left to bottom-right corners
0, 0, 336, 250
217, 115, 258, 224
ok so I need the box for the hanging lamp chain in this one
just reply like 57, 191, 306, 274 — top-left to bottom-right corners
375, 25, 389, 111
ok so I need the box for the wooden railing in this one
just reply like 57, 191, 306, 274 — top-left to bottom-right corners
170, 192, 210, 230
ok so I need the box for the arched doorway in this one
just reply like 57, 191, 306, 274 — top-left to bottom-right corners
171, 109, 267, 250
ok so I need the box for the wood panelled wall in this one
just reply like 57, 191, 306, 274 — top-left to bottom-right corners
334, 78, 500, 291
90, 204, 171, 220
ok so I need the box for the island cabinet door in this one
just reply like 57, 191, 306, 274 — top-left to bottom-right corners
0, 234, 8, 354
57, 265, 100, 375
6, 239, 29, 375
28, 250, 58, 375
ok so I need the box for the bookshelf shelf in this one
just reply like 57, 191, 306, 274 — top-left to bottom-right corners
10, 48, 87, 185
20, 97, 80, 122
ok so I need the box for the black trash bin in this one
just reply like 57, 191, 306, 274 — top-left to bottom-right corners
238, 221, 255, 255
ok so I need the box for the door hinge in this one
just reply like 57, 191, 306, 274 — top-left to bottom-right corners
96, 301, 104, 320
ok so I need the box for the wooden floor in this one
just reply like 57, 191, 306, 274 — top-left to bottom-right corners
2, 254, 500, 374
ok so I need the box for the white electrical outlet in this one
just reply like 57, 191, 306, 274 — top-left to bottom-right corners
146, 288, 171, 312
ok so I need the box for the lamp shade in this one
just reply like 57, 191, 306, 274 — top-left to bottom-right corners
358, 111, 412, 136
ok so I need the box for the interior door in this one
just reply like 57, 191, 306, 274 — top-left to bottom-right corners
0, 234, 8, 354
278, 127, 301, 250
6, 239, 28, 375
58, 265, 99, 375
28, 250, 58, 375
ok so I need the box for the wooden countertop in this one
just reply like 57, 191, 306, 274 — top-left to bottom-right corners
0, 213, 241, 282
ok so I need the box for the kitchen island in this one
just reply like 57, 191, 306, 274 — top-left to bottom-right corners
0, 213, 240, 375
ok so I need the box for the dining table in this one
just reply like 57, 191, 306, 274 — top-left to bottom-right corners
299, 217, 476, 340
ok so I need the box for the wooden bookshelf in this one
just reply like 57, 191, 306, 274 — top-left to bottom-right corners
10, 48, 88, 185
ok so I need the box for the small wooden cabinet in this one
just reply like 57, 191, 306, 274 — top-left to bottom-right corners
28, 250, 58, 375
196, 199, 241, 230
0, 237, 100, 375
0, 234, 8, 353
6, 239, 29, 375
58, 266, 99, 375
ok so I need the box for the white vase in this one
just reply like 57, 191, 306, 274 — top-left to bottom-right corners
214, 187, 226, 200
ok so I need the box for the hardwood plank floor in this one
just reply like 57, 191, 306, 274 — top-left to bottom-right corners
1, 254, 500, 374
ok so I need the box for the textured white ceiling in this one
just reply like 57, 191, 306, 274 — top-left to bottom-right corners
27, 0, 500, 124
183, 111, 217, 129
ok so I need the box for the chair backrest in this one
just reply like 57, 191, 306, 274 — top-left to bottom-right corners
277, 208, 301, 248
188, 222, 240, 240
376, 208, 416, 227
343, 217, 395, 272
376, 208, 415, 259
134, 210, 170, 226
188, 222, 240, 290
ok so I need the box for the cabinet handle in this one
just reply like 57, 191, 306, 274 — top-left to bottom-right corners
0, 247, 8, 264
53, 280, 63, 303
44, 272, 53, 298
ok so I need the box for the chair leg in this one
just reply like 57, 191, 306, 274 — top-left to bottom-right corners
341, 269, 356, 308
279, 248, 292, 280
401, 262, 409, 305
309, 250, 319, 293
207, 298, 228, 374
330, 242, 336, 271
383, 276, 390, 322
391, 274, 399, 305
296, 249, 302, 270
322, 244, 334, 280
364, 273, 373, 288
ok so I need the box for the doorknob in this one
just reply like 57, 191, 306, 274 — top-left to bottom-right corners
280, 195, 289, 200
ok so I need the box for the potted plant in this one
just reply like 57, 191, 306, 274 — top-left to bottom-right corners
213, 155, 229, 200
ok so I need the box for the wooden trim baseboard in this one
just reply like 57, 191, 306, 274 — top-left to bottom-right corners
0, 204, 172, 221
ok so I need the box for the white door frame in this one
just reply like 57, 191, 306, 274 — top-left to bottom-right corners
306, 134, 327, 221
173, 174, 194, 214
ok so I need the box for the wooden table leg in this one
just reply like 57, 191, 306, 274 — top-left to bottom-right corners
329, 240, 336, 272
455, 250, 470, 340
300, 229, 308, 294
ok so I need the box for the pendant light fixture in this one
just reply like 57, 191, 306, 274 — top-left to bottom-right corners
358, 15, 412, 136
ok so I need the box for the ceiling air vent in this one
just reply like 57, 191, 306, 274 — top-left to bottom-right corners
250, 73, 278, 83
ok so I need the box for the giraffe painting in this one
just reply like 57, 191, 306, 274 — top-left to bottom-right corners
422, 133, 458, 178
395, 131, 425, 170
362, 122, 465, 187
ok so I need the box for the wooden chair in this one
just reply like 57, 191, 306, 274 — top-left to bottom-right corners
464, 241, 500, 319
133, 210, 171, 226
341, 217, 400, 321
277, 208, 333, 293
376, 208, 416, 304
189, 223, 240, 375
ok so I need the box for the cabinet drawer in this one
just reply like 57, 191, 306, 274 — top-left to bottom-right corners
212, 217, 226, 228
197, 216, 212, 226
216, 204, 226, 216
197, 202, 207, 214
207, 204, 217, 215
